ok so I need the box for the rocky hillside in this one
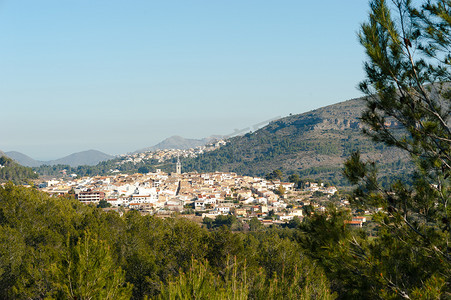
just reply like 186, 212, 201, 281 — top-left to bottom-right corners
181, 97, 410, 185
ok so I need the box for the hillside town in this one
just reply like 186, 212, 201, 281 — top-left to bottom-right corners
33, 160, 368, 228
116, 139, 227, 166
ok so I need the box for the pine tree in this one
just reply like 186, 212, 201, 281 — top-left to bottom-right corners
52, 231, 132, 299
344, 0, 451, 297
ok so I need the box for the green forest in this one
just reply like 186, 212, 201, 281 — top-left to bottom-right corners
0, 175, 448, 299
0, 183, 338, 299
1, 181, 447, 299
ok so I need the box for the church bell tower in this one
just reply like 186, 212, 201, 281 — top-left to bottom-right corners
176, 156, 181, 175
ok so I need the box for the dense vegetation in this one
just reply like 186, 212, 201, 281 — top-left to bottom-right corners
180, 118, 410, 185
342, 0, 451, 297
1, 180, 447, 299
0, 156, 38, 184
0, 184, 336, 299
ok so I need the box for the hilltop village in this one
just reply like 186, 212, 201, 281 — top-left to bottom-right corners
117, 139, 227, 165
34, 161, 368, 228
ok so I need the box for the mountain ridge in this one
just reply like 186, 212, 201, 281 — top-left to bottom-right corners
5, 151, 44, 167
6, 149, 114, 168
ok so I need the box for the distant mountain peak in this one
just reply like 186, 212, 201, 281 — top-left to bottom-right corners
135, 135, 223, 153
48, 150, 114, 167
5, 151, 44, 167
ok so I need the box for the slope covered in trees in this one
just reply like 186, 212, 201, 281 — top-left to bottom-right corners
0, 156, 38, 184
180, 98, 412, 185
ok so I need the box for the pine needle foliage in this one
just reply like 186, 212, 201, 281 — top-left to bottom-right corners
343, 0, 451, 298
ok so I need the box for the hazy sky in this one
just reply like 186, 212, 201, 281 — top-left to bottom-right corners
0, 1, 369, 160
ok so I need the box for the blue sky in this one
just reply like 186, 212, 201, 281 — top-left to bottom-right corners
0, 1, 369, 160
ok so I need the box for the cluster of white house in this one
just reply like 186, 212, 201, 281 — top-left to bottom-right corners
117, 140, 227, 165
38, 169, 343, 222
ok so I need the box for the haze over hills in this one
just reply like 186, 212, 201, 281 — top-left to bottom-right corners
5, 151, 44, 167
135, 135, 223, 153
4, 134, 222, 170
6, 150, 114, 168
49, 150, 115, 167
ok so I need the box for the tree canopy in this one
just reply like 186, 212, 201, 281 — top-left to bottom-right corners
0, 183, 334, 299
343, 0, 451, 297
